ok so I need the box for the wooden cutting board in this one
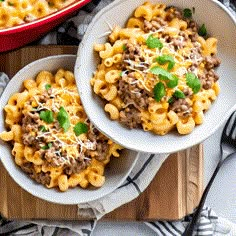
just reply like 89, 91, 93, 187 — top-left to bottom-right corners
0, 46, 203, 221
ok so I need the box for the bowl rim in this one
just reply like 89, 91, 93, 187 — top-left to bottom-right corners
76, 0, 236, 154
0, 54, 140, 204
0, 0, 91, 34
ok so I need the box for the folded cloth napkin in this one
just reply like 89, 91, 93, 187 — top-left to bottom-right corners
1, 0, 236, 235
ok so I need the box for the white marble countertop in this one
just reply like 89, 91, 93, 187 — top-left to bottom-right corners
93, 121, 236, 235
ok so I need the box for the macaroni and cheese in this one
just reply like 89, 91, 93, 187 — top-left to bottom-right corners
91, 2, 221, 135
0, 69, 123, 191
0, 0, 76, 29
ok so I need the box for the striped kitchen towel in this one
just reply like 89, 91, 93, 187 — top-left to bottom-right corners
1, 0, 236, 235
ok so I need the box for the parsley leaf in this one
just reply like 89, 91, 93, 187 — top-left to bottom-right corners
41, 143, 52, 150
45, 84, 51, 90
167, 75, 179, 88
198, 24, 207, 37
183, 8, 192, 18
186, 73, 201, 94
39, 110, 54, 123
156, 54, 175, 71
146, 35, 163, 49
173, 90, 185, 99
153, 82, 165, 102
150, 66, 173, 80
73, 122, 88, 136
122, 44, 127, 51
57, 107, 70, 132
168, 97, 174, 104
39, 125, 47, 132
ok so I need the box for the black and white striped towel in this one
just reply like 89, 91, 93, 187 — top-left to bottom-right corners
1, 0, 236, 235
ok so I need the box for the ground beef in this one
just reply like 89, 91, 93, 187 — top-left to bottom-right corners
119, 106, 142, 129
31, 171, 51, 186
122, 43, 147, 70
188, 62, 198, 73
199, 69, 219, 90
204, 55, 221, 70
165, 7, 182, 21
95, 141, 109, 161
21, 162, 34, 174
183, 87, 193, 97
179, 31, 188, 41
117, 72, 152, 128
118, 74, 150, 110
143, 16, 167, 33
188, 20, 198, 32
63, 157, 90, 175
86, 128, 110, 161
172, 37, 186, 49
38, 91, 50, 103
21, 162, 51, 186
169, 98, 192, 117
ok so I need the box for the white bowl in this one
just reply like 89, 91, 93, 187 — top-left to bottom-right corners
75, 0, 236, 154
0, 55, 139, 204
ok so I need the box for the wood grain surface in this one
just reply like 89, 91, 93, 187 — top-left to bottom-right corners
0, 46, 203, 221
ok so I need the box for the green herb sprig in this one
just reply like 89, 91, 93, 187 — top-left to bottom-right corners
45, 84, 51, 90
186, 73, 201, 94
41, 143, 52, 150
198, 24, 207, 37
183, 8, 192, 18
40, 110, 54, 124
153, 82, 165, 102
146, 35, 163, 49
73, 122, 88, 136
150, 66, 179, 88
156, 54, 175, 71
57, 107, 70, 132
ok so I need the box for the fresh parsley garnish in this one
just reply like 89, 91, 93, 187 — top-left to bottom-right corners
146, 35, 163, 49
173, 90, 185, 99
0, 0, 5, 2
150, 66, 178, 88
183, 8, 192, 18
8, 1, 14, 6
198, 24, 207, 37
73, 122, 88, 136
122, 44, 127, 51
153, 82, 165, 102
39, 110, 54, 123
156, 54, 175, 71
150, 66, 173, 80
57, 107, 70, 132
168, 97, 174, 104
186, 73, 201, 94
41, 143, 52, 150
39, 125, 47, 132
45, 84, 51, 90
167, 75, 179, 88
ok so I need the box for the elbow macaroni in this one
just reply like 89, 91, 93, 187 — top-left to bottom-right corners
91, 2, 221, 135
0, 0, 76, 29
0, 69, 123, 192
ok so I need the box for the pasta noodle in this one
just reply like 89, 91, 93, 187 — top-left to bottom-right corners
0, 69, 123, 191
0, 0, 76, 29
91, 2, 221, 135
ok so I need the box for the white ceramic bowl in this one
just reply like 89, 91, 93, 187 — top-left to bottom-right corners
0, 55, 139, 204
75, 0, 236, 154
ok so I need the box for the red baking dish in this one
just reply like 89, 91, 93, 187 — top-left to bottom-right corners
0, 0, 91, 52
